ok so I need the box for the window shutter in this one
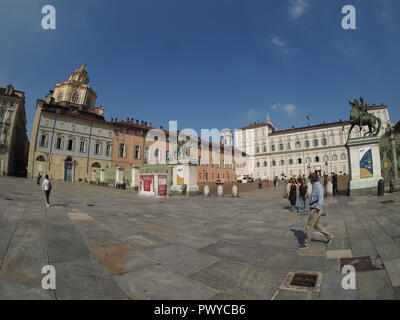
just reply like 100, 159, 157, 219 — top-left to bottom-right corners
72, 139, 76, 152
60, 138, 64, 150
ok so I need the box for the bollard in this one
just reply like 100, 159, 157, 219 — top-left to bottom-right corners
378, 179, 384, 196
327, 181, 333, 196
217, 185, 224, 197
232, 184, 239, 197
204, 185, 210, 197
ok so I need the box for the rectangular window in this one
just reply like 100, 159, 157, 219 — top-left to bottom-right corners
40, 135, 47, 147
56, 137, 62, 149
271, 145, 275, 151
295, 141, 301, 149
106, 144, 112, 156
95, 143, 102, 155
279, 144, 284, 150
298, 158, 302, 164
119, 144, 126, 158
314, 139, 319, 147
305, 141, 310, 148
67, 139, 73, 151
134, 146, 140, 159
80, 141, 85, 153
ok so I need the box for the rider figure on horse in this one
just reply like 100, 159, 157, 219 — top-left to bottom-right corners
359, 97, 369, 128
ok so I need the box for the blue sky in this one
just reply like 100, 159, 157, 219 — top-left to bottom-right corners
1, 0, 399, 139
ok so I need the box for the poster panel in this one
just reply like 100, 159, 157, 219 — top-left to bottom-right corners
359, 148, 373, 178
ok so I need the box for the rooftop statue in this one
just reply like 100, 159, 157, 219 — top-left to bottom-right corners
342, 97, 381, 141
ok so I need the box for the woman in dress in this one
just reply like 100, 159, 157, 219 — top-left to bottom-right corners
288, 178, 298, 211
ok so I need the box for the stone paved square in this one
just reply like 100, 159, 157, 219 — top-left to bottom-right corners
1, 176, 400, 300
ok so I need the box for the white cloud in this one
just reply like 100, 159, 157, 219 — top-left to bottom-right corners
283, 104, 296, 115
288, 0, 310, 19
271, 102, 297, 116
272, 37, 286, 48
271, 103, 281, 110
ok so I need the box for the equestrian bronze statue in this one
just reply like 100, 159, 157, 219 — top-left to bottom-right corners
342, 97, 381, 140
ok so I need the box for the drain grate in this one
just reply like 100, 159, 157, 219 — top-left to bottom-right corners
289, 273, 318, 288
87, 204, 95, 206
381, 200, 395, 204
340, 255, 384, 272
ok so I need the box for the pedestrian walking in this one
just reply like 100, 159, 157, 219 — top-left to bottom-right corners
42, 175, 52, 207
288, 178, 298, 212
332, 173, 338, 196
297, 179, 308, 213
37, 173, 42, 185
298, 172, 334, 249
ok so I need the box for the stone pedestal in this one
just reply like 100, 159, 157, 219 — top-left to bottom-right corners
346, 137, 382, 197
170, 163, 199, 196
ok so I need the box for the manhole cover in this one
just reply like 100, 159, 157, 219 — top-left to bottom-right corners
340, 255, 384, 272
290, 273, 318, 288
279, 271, 322, 292
381, 200, 395, 204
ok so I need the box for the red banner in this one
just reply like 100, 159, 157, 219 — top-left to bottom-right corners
158, 175, 168, 196
140, 175, 154, 192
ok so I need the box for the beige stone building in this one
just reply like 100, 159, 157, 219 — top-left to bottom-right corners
235, 106, 391, 180
0, 85, 29, 176
28, 65, 113, 182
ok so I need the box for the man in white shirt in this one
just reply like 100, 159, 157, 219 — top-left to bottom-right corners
42, 175, 51, 207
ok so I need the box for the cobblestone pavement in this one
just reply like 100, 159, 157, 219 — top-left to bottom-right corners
0, 176, 399, 300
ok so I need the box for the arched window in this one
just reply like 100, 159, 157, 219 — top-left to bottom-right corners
72, 91, 79, 103
36, 155, 45, 162
91, 162, 101, 168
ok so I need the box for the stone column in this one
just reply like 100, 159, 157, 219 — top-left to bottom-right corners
131, 166, 139, 189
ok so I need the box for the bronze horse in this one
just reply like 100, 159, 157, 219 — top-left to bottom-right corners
342, 99, 381, 139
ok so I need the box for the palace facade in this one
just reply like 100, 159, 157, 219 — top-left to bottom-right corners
28, 65, 245, 183
235, 107, 391, 180
0, 85, 29, 176
28, 65, 113, 181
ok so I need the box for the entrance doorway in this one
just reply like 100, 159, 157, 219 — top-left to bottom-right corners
64, 158, 73, 182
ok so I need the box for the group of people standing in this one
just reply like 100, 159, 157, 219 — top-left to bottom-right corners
37, 173, 52, 207
288, 175, 309, 213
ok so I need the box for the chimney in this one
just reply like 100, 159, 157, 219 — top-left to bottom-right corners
136, 120, 139, 125
130, 117, 134, 123
141, 121, 144, 127
149, 122, 152, 127
144, 122, 147, 127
